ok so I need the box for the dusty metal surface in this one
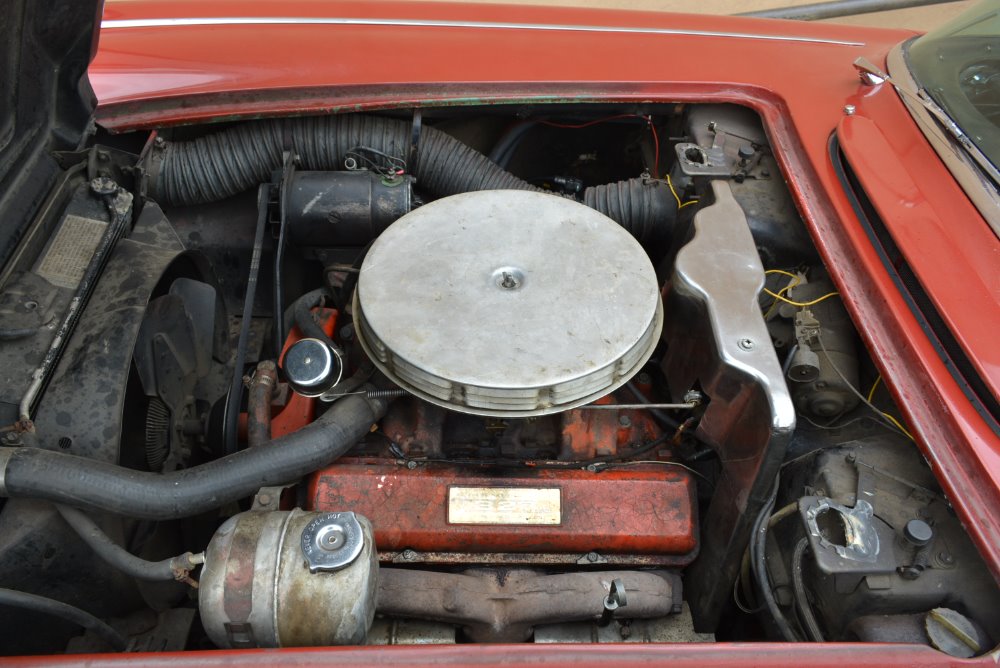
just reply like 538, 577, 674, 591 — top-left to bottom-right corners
199, 510, 378, 648
31, 202, 188, 462
534, 602, 714, 643
355, 190, 662, 417
376, 568, 681, 642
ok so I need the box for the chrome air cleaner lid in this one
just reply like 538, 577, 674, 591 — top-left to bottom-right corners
354, 190, 663, 417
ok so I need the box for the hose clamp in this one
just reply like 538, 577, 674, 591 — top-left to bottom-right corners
0, 446, 15, 496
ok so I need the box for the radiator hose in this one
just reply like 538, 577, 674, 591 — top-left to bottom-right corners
0, 392, 388, 520
148, 115, 676, 244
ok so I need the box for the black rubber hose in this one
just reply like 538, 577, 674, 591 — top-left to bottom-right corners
0, 326, 42, 340
487, 120, 537, 168
791, 537, 825, 641
0, 392, 388, 520
751, 476, 800, 641
292, 287, 336, 347
54, 505, 201, 582
0, 588, 127, 651
148, 115, 677, 244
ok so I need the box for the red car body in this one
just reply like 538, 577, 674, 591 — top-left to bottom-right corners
14, 0, 997, 664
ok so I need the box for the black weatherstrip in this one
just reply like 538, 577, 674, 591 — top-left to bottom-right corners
829, 133, 1000, 437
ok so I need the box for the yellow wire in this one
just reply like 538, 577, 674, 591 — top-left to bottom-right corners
667, 174, 699, 209
880, 412, 915, 441
865, 374, 914, 441
763, 288, 840, 307
867, 375, 882, 403
763, 269, 801, 318
765, 269, 799, 281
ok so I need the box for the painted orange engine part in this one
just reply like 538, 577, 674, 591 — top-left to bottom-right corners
308, 460, 698, 558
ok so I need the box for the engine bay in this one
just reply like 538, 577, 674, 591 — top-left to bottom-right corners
0, 102, 997, 655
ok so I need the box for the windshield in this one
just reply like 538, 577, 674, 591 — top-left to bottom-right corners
906, 0, 1000, 173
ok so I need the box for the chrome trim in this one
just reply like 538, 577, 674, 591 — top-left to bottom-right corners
100, 16, 865, 46
887, 44, 1000, 238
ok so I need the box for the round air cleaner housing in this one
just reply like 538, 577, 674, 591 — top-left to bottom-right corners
354, 190, 663, 417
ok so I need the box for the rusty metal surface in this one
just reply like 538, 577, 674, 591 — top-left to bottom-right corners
246, 360, 277, 448
308, 460, 697, 558
378, 549, 695, 567
559, 395, 662, 460
200, 510, 378, 648
376, 568, 681, 642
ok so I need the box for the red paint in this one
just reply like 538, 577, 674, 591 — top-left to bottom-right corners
70, 0, 1000, 660
91, 1, 1000, 576
5, 642, 996, 666
308, 460, 697, 557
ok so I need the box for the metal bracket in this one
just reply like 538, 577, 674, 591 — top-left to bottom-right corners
661, 180, 795, 630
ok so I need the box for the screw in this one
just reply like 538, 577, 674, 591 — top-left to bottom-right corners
618, 415, 631, 427
939, 551, 955, 566
738, 338, 755, 351
257, 494, 272, 506
402, 549, 417, 561
587, 551, 600, 563
406, 460, 417, 470
846, 453, 857, 463
844, 104, 856, 115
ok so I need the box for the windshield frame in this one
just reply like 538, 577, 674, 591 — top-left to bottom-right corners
890, 41, 1000, 238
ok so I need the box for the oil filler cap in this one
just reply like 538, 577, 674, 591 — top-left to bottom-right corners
282, 338, 343, 397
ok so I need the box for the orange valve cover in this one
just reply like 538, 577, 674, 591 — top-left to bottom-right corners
307, 461, 698, 560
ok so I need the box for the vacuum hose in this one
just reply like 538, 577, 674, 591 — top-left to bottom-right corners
0, 392, 388, 520
148, 114, 677, 243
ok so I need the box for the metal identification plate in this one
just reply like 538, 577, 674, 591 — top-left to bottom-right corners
447, 487, 561, 526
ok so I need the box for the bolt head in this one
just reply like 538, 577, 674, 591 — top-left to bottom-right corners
587, 551, 600, 563
402, 549, 417, 561
844, 104, 857, 116
618, 415, 631, 427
